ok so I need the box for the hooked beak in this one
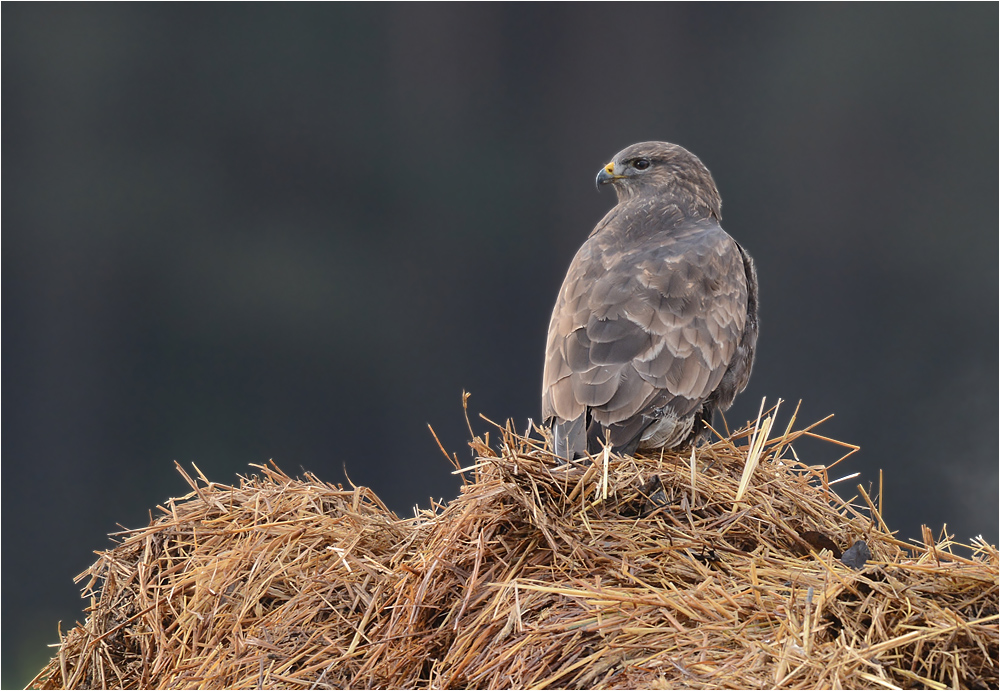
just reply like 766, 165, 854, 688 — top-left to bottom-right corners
595, 160, 619, 190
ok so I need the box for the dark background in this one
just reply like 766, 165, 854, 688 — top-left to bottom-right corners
4, 4, 997, 685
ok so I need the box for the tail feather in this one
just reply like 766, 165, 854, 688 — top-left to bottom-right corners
551, 416, 586, 460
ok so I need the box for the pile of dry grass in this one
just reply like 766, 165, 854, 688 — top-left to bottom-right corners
31, 400, 998, 689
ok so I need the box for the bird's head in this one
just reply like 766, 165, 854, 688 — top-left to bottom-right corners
596, 141, 722, 219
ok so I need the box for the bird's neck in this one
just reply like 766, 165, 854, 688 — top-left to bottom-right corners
615, 186, 721, 222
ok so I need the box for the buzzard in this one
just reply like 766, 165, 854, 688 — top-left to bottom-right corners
542, 142, 758, 459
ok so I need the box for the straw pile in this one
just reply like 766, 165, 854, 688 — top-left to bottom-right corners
31, 400, 998, 689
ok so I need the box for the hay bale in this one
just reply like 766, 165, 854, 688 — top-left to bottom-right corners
30, 403, 998, 689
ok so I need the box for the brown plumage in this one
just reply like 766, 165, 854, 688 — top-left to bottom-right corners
542, 142, 758, 459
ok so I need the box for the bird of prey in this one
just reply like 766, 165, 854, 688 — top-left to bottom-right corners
542, 141, 758, 459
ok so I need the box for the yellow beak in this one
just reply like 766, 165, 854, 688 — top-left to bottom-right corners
596, 161, 619, 187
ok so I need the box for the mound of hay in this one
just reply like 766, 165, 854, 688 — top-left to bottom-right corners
31, 402, 998, 689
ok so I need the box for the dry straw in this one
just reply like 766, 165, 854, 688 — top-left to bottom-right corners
31, 399, 998, 689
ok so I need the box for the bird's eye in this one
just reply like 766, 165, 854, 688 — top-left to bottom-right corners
633, 158, 651, 170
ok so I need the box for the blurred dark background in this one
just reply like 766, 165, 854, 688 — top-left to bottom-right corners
3, 4, 997, 685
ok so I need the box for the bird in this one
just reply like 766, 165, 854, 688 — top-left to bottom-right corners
542, 141, 758, 460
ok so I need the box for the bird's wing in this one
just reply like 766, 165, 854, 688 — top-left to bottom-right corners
542, 215, 749, 440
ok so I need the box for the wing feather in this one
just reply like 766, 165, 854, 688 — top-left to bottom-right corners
542, 203, 749, 454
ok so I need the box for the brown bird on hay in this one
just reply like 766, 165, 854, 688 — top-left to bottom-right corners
543, 142, 758, 459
